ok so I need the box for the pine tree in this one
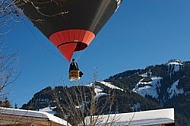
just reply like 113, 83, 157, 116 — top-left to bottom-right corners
3, 97, 11, 108
14, 103, 18, 109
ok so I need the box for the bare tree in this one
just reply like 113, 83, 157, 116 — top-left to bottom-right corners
52, 71, 118, 126
0, 0, 21, 36
15, 0, 68, 22
0, 0, 20, 106
1, 0, 68, 37
0, 43, 19, 107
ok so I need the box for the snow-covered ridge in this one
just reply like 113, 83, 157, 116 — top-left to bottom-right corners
167, 59, 183, 76
97, 81, 124, 91
167, 59, 183, 65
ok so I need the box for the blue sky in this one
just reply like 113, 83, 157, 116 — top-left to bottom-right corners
2, 0, 190, 107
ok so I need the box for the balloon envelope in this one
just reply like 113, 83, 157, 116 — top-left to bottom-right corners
17, 0, 122, 61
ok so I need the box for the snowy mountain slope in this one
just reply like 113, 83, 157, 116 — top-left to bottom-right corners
167, 79, 184, 99
132, 59, 185, 102
132, 76, 162, 99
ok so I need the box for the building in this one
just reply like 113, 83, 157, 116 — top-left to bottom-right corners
0, 107, 71, 126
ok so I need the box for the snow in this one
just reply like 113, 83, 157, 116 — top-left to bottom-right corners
140, 73, 149, 77
86, 83, 108, 100
139, 70, 152, 78
167, 79, 184, 99
75, 102, 88, 113
133, 76, 162, 99
94, 92, 108, 99
94, 85, 108, 100
94, 85, 104, 93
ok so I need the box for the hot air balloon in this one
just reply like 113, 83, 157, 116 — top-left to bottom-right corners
16, 0, 122, 80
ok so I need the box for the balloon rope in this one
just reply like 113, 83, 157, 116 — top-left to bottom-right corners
74, 50, 84, 62
23, 20, 63, 61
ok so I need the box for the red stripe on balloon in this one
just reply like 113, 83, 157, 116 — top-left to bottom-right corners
49, 29, 95, 61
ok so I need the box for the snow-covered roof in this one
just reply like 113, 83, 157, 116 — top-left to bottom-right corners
0, 107, 71, 126
83, 108, 175, 126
